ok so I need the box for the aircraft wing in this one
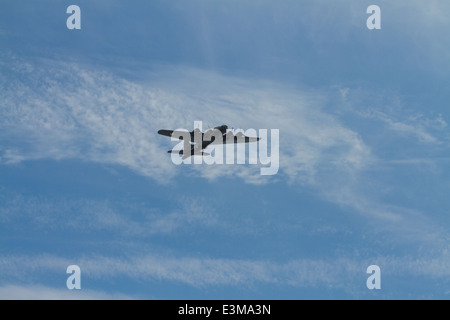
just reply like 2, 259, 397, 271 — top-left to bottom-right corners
223, 132, 261, 143
168, 143, 209, 160
157, 129, 175, 138
158, 129, 194, 141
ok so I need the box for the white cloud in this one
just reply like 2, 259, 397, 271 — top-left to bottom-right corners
0, 55, 371, 188
1, 251, 449, 297
359, 109, 446, 145
1, 58, 178, 183
2, 55, 448, 246
0, 285, 134, 300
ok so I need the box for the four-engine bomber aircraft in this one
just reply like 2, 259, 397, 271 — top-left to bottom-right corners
158, 125, 260, 160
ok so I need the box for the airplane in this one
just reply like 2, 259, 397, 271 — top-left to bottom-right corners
158, 125, 260, 160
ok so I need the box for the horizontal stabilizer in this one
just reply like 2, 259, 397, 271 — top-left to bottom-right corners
169, 150, 210, 159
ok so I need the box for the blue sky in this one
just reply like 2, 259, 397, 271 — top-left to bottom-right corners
1, 0, 449, 299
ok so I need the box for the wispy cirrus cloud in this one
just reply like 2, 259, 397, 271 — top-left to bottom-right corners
357, 108, 447, 145
1, 251, 449, 297
2, 54, 448, 246
0, 54, 371, 187
0, 285, 135, 300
